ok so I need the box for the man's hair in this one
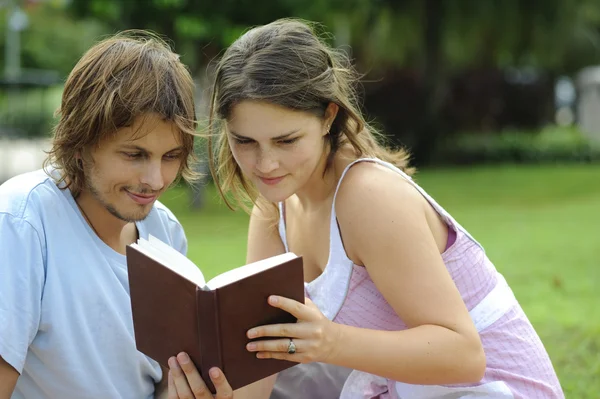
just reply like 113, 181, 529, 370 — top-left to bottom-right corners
44, 30, 198, 196
207, 18, 414, 213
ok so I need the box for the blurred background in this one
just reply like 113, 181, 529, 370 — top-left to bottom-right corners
1, 0, 599, 396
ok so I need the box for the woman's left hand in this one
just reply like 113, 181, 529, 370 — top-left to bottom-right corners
245, 296, 341, 364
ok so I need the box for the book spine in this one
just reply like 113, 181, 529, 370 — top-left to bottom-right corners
196, 288, 223, 394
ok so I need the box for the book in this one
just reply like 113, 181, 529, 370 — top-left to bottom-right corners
125, 235, 305, 393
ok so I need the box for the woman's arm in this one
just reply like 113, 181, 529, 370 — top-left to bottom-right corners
246, 202, 287, 264
327, 163, 486, 384
249, 164, 485, 385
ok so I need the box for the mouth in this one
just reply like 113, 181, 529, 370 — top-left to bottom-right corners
258, 175, 286, 186
125, 190, 158, 205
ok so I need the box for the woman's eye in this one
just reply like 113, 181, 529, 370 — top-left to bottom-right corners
278, 138, 298, 145
233, 137, 253, 145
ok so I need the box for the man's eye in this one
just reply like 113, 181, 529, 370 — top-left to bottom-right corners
164, 153, 183, 160
123, 152, 142, 159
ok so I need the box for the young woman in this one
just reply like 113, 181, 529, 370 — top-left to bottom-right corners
168, 18, 564, 399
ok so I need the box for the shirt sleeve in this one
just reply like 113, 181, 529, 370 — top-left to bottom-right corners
0, 213, 45, 373
170, 220, 188, 256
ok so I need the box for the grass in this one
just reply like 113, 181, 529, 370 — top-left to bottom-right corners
160, 163, 600, 398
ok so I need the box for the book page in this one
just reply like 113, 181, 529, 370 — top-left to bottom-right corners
130, 235, 206, 288
206, 252, 298, 290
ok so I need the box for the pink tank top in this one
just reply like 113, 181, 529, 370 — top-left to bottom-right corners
278, 158, 564, 399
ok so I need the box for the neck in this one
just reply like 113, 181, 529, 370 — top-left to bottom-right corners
294, 148, 338, 211
75, 191, 136, 253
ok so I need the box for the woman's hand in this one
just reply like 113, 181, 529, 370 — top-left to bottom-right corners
246, 296, 341, 364
167, 352, 233, 399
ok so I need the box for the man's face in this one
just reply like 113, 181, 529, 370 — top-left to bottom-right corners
82, 113, 184, 222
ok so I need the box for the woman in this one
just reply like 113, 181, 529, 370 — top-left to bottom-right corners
168, 18, 564, 398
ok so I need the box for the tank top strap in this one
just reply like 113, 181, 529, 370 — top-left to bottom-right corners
328, 158, 381, 258
277, 202, 290, 252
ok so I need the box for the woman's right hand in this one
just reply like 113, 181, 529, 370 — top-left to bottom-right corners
167, 352, 233, 399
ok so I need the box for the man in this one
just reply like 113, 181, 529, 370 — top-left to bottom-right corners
0, 31, 239, 399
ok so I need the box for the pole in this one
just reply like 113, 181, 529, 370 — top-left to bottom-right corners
5, 0, 22, 81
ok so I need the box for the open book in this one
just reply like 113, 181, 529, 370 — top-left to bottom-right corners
126, 235, 304, 393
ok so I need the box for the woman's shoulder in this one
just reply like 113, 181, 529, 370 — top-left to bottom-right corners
334, 158, 420, 210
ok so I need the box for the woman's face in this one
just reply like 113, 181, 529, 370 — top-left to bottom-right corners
227, 100, 335, 202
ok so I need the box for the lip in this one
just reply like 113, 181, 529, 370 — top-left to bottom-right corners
258, 175, 286, 186
126, 191, 157, 205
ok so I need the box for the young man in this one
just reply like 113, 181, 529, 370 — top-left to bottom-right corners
0, 31, 238, 399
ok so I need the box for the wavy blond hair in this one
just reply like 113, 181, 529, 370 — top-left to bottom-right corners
208, 18, 414, 213
44, 30, 198, 196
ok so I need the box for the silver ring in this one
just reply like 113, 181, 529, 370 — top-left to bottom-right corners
287, 339, 296, 354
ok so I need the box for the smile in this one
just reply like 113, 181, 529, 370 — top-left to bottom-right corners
126, 190, 157, 205
259, 175, 286, 186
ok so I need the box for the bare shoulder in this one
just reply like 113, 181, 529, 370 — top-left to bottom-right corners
335, 161, 424, 218
333, 161, 433, 262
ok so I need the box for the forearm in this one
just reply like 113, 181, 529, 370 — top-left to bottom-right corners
328, 324, 485, 385
233, 374, 277, 399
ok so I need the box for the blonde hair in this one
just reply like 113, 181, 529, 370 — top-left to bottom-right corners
208, 18, 414, 212
44, 30, 198, 196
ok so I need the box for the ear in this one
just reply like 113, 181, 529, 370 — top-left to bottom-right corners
323, 102, 339, 135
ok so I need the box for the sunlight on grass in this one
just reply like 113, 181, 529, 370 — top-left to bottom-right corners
160, 163, 600, 397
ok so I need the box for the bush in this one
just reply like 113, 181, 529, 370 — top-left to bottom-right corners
0, 85, 61, 138
432, 126, 600, 165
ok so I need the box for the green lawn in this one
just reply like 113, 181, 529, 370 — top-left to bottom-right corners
161, 163, 600, 398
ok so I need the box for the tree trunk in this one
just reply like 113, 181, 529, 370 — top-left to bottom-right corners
413, 0, 446, 166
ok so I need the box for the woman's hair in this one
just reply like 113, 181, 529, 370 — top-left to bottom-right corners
208, 18, 414, 212
44, 30, 199, 196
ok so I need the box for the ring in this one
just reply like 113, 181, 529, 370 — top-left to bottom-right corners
287, 339, 296, 354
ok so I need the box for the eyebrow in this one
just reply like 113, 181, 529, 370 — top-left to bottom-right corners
229, 129, 300, 141
119, 144, 184, 155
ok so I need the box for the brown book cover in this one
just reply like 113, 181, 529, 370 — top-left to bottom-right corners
126, 235, 304, 393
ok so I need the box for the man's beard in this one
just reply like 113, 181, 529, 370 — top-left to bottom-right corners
85, 176, 153, 223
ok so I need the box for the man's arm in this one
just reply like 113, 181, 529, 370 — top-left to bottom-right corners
0, 356, 19, 399
0, 214, 45, 399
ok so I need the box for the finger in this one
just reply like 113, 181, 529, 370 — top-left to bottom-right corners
304, 297, 316, 308
255, 349, 303, 363
168, 356, 195, 399
167, 371, 177, 399
267, 296, 314, 320
176, 352, 212, 398
248, 318, 316, 339
247, 338, 299, 354
208, 368, 234, 399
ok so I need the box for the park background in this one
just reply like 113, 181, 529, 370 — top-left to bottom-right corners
1, 0, 599, 396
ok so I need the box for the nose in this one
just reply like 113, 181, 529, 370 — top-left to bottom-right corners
140, 160, 164, 191
256, 148, 279, 175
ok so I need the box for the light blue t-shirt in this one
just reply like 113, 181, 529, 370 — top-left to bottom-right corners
0, 169, 188, 399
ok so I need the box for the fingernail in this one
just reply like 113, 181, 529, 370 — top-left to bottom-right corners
247, 329, 257, 338
210, 368, 219, 378
269, 296, 279, 304
168, 356, 178, 369
177, 353, 189, 364
247, 343, 257, 351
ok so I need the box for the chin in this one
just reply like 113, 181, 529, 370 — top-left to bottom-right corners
107, 202, 153, 223
259, 190, 293, 204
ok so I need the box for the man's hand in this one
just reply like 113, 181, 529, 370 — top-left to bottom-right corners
167, 352, 233, 399
166, 352, 275, 399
